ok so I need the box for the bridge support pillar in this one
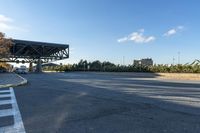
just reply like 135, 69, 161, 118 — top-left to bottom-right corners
29, 62, 33, 72
36, 59, 42, 73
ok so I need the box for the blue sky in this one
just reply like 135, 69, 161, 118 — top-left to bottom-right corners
0, 0, 200, 65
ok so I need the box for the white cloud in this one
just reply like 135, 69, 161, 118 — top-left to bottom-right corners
117, 29, 155, 44
177, 26, 184, 30
164, 26, 184, 37
0, 14, 14, 31
0, 15, 13, 23
0, 22, 13, 30
0, 14, 28, 33
117, 37, 128, 43
144, 36, 155, 42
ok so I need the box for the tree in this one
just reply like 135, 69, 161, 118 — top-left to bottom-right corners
90, 60, 101, 71
0, 32, 13, 58
0, 32, 13, 72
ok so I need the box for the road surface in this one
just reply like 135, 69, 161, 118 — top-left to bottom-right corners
1, 72, 200, 133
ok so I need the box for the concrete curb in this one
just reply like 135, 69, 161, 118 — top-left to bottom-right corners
0, 73, 28, 88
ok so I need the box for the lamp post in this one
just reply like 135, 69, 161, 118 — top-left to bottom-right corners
123, 56, 125, 66
173, 57, 175, 65
178, 52, 180, 65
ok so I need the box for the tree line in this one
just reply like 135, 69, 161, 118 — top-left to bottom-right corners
0, 31, 200, 73
43, 59, 200, 73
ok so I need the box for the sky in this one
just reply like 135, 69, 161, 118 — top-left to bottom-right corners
0, 0, 200, 65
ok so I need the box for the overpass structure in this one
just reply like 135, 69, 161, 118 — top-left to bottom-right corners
6, 39, 69, 72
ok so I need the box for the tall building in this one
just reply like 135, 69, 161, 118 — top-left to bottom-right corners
133, 58, 153, 67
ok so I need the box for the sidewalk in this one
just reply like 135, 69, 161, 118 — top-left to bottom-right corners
0, 73, 27, 88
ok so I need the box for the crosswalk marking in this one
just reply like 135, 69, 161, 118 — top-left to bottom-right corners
0, 90, 11, 93
0, 100, 13, 105
0, 94, 12, 98
0, 109, 13, 117
0, 87, 26, 133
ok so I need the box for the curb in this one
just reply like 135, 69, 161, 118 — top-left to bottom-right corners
0, 73, 28, 88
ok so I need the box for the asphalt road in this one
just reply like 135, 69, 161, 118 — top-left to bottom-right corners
12, 72, 200, 133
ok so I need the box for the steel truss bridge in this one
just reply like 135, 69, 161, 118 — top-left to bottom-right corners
1, 39, 69, 72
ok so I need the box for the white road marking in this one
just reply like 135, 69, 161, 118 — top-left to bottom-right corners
0, 90, 11, 93
0, 94, 12, 98
0, 100, 13, 105
0, 87, 26, 133
0, 109, 13, 117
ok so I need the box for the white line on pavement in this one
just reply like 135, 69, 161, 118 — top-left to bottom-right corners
0, 100, 13, 105
0, 90, 11, 93
0, 94, 12, 98
0, 87, 26, 133
0, 109, 13, 117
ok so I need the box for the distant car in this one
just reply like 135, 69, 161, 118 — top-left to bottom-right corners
14, 68, 28, 74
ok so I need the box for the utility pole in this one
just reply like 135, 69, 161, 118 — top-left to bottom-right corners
123, 56, 125, 66
178, 52, 180, 65
173, 57, 175, 65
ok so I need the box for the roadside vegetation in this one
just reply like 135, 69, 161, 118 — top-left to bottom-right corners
43, 59, 200, 73
0, 32, 13, 72
0, 31, 199, 74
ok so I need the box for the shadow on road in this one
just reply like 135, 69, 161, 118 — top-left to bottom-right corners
14, 72, 200, 133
